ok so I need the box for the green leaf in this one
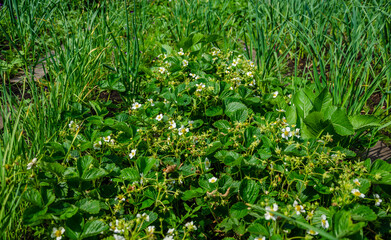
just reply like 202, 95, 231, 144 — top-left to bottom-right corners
177, 94, 191, 106
330, 108, 354, 136
23, 188, 44, 208
225, 102, 247, 115
23, 206, 47, 226
215, 150, 243, 166
205, 141, 222, 155
120, 168, 140, 181
239, 179, 260, 204
81, 220, 108, 239
42, 161, 65, 177
82, 168, 107, 181
370, 159, 391, 185
137, 157, 157, 175
76, 199, 101, 214
230, 202, 248, 219
293, 89, 313, 119
182, 188, 205, 201
247, 222, 269, 236
111, 122, 133, 136
349, 115, 381, 131
206, 106, 223, 117
302, 112, 329, 138
66, 214, 84, 240
77, 156, 94, 177
350, 204, 377, 221
141, 199, 155, 210
213, 120, 231, 131
333, 211, 366, 238
48, 202, 78, 220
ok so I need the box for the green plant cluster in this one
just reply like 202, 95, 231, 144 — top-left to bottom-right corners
0, 0, 390, 240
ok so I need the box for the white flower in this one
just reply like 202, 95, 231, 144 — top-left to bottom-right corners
146, 225, 155, 234
353, 179, 361, 186
254, 237, 266, 240
136, 213, 150, 222
182, 59, 188, 67
167, 228, 175, 235
129, 149, 137, 159
94, 141, 102, 150
51, 227, 65, 240
292, 128, 300, 138
68, 121, 79, 131
307, 229, 318, 236
351, 189, 365, 198
27, 158, 38, 170
246, 71, 253, 77
374, 194, 382, 206
205, 158, 211, 170
306, 210, 314, 220
178, 48, 184, 55
178, 125, 189, 135
249, 61, 255, 68
110, 139, 115, 145
169, 120, 176, 130
276, 109, 286, 112
109, 220, 124, 234
185, 221, 197, 231
188, 120, 194, 127
132, 102, 142, 110
321, 214, 329, 229
196, 83, 205, 92
272, 91, 279, 98
232, 59, 239, 67
264, 203, 278, 221
158, 67, 167, 74
281, 127, 292, 140
293, 200, 305, 215
113, 234, 126, 240
163, 236, 174, 240
103, 135, 111, 142
156, 114, 163, 121
147, 98, 155, 106
209, 177, 218, 183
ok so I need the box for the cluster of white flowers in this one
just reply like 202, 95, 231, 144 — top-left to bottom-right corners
147, 98, 155, 106
211, 47, 220, 56
136, 212, 150, 222
68, 120, 80, 131
178, 48, 184, 55
264, 203, 279, 221
374, 194, 382, 206
351, 189, 365, 198
169, 120, 176, 130
321, 214, 329, 229
129, 149, 137, 159
281, 127, 300, 140
178, 125, 189, 136
146, 225, 155, 235
185, 221, 197, 231
189, 73, 200, 79
158, 67, 167, 74
110, 219, 125, 234
293, 200, 305, 215
163, 228, 175, 240
196, 83, 205, 92
27, 158, 38, 170
93, 141, 102, 150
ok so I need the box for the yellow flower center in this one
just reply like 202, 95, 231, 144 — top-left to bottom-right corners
295, 205, 301, 211
55, 230, 62, 237
354, 191, 361, 197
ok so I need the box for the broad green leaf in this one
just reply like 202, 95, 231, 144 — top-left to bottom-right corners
205, 141, 222, 155
350, 204, 377, 221
239, 179, 260, 204
302, 112, 329, 138
42, 161, 65, 177
215, 150, 243, 166
293, 89, 313, 119
370, 160, 391, 185
182, 188, 205, 201
76, 199, 101, 214
137, 157, 157, 175
141, 199, 155, 210
333, 211, 366, 238
77, 156, 94, 177
349, 115, 381, 131
206, 106, 223, 117
213, 120, 231, 131
225, 102, 247, 115
23, 206, 47, 226
177, 94, 191, 106
23, 188, 44, 208
82, 168, 107, 181
230, 202, 248, 219
48, 202, 78, 220
120, 168, 140, 181
247, 222, 269, 236
81, 220, 108, 239
65, 214, 84, 240
330, 108, 354, 136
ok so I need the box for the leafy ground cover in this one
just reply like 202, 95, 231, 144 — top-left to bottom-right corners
0, 0, 390, 239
